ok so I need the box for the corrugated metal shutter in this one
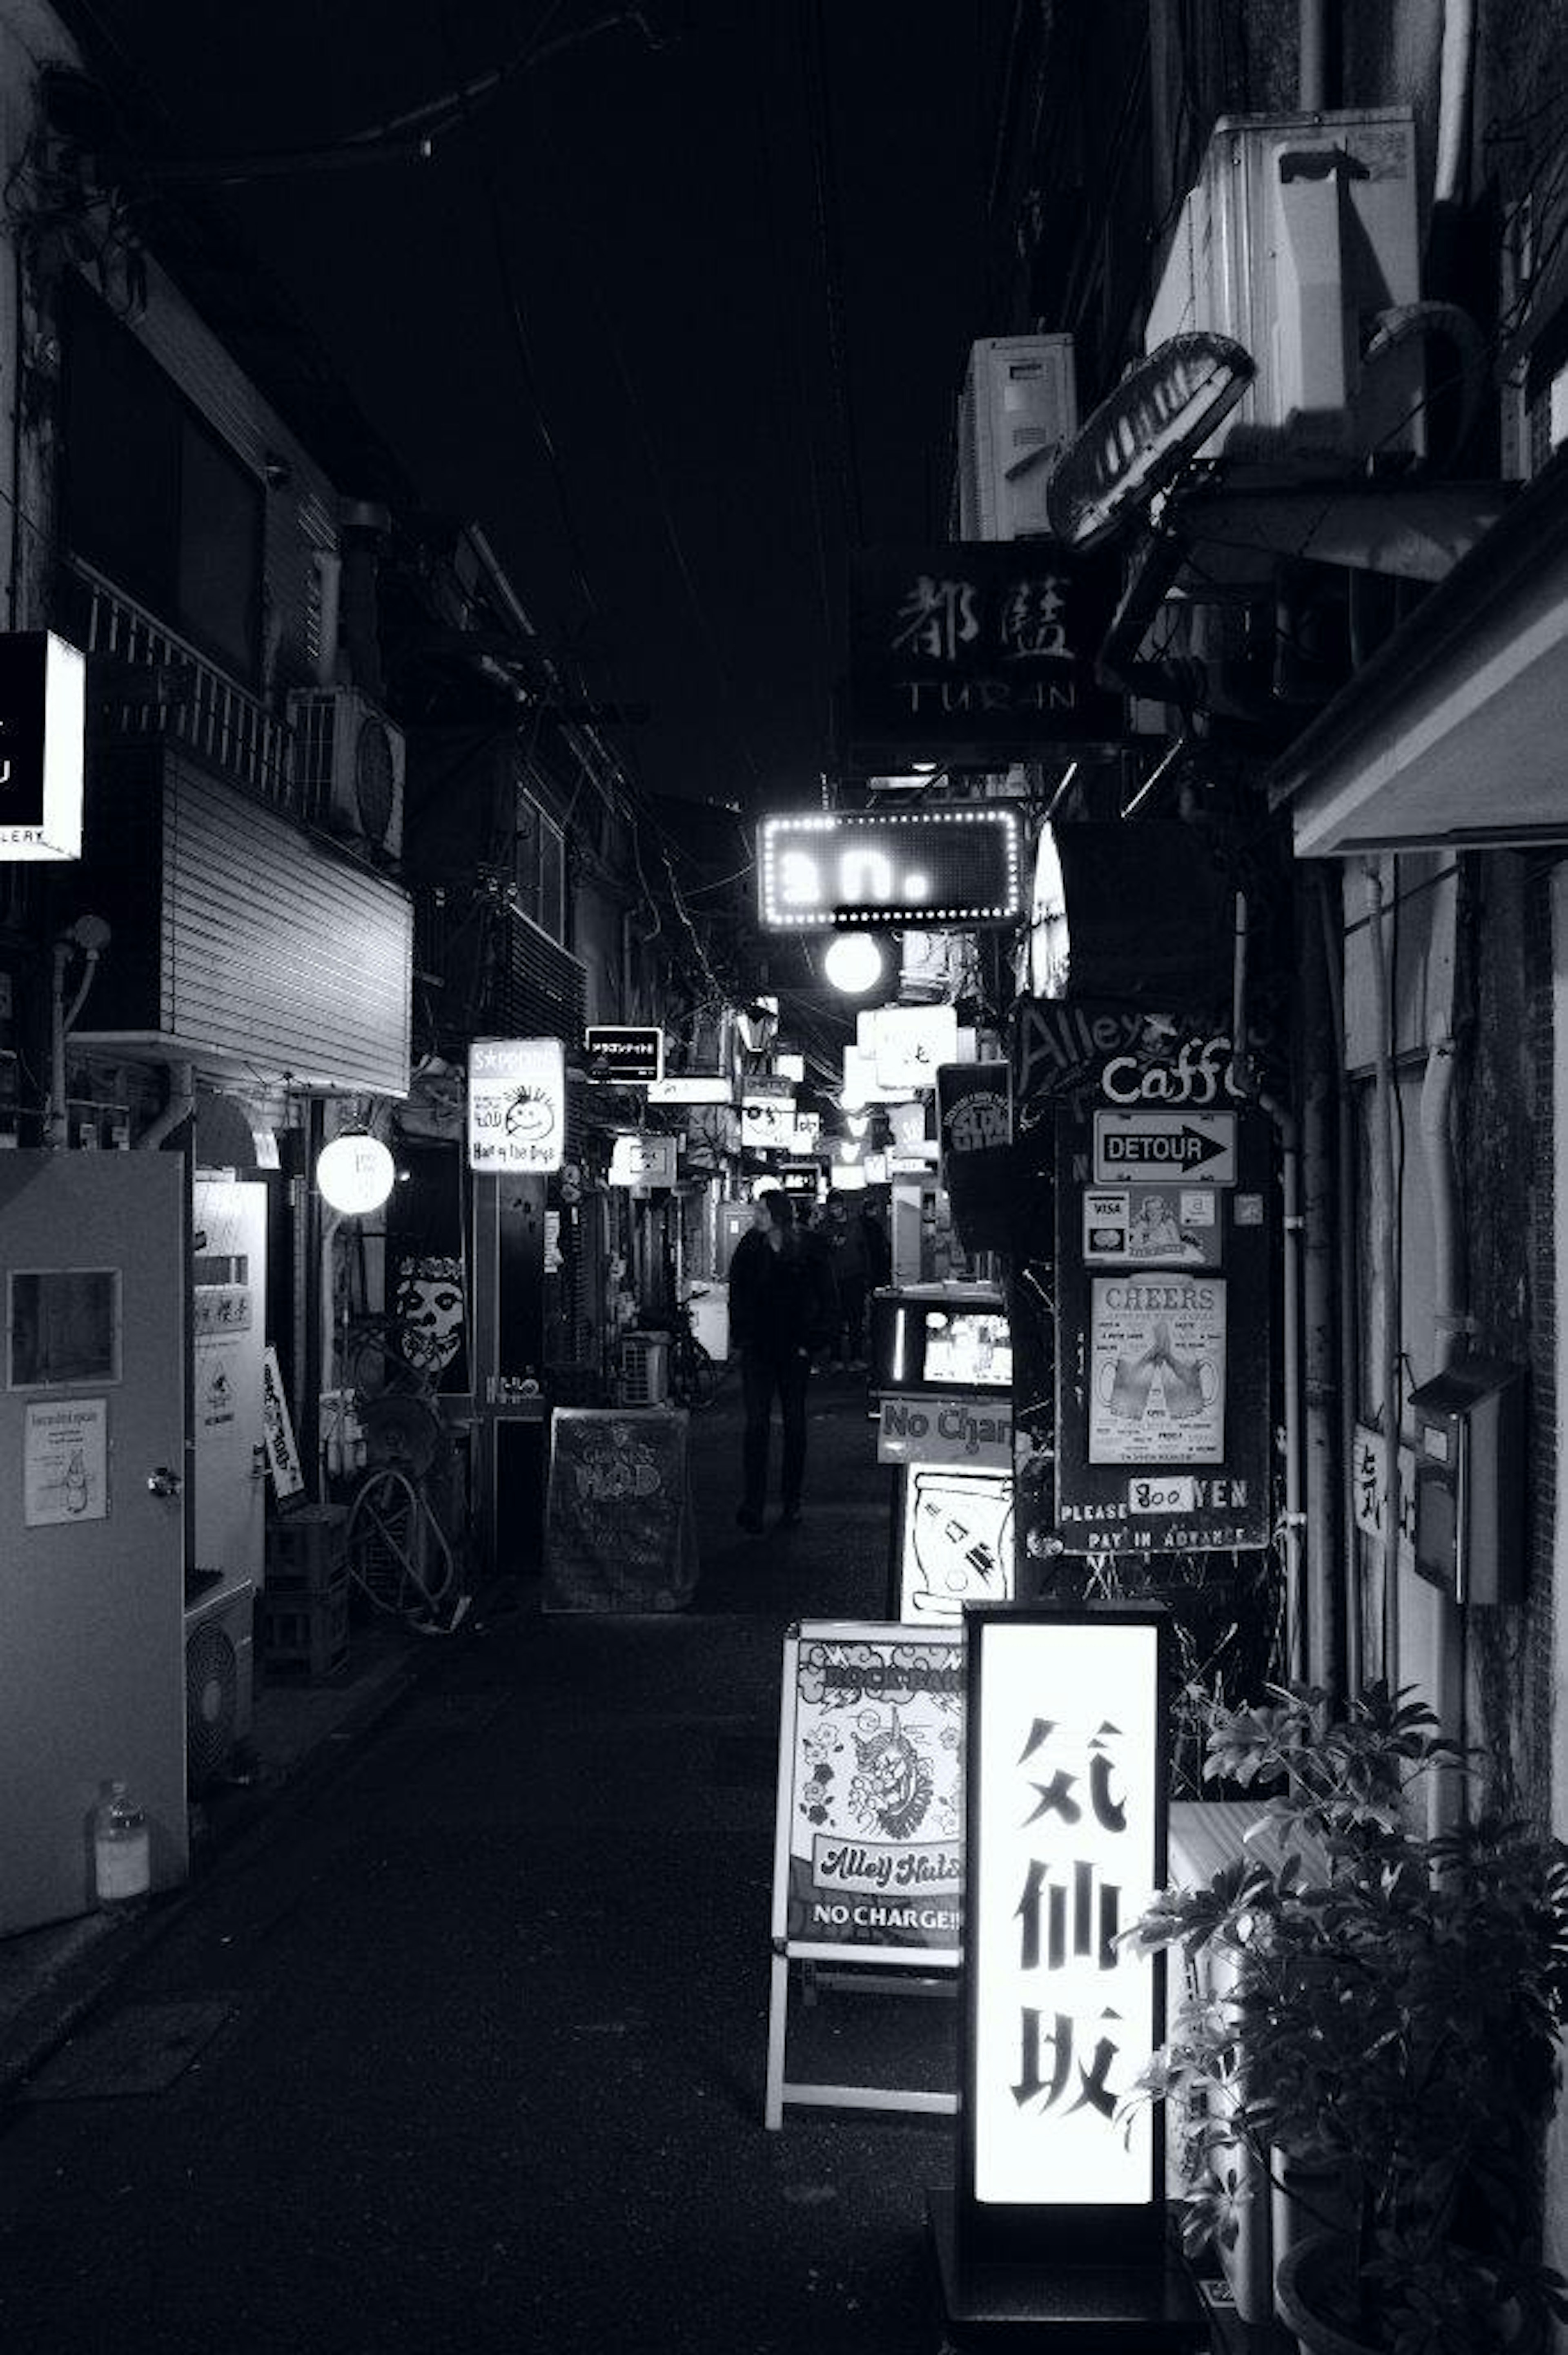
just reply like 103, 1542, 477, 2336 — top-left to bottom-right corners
160, 754, 411, 1093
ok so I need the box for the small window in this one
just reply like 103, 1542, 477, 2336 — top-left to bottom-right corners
8, 1270, 122, 1388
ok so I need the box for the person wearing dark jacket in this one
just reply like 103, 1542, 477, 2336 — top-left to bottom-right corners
727, 1191, 839, 1532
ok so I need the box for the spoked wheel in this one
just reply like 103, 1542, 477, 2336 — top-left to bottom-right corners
345, 1467, 454, 1620
678, 1340, 719, 1409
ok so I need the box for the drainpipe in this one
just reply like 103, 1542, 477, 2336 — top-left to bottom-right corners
137, 1062, 195, 1152
1421, 1017, 1468, 1832
1299, 0, 1332, 111
1434, 0, 1476, 208
1363, 862, 1401, 1686
1300, 877, 1342, 1693
1316, 872, 1364, 1697
1230, 892, 1307, 1682
46, 917, 113, 1148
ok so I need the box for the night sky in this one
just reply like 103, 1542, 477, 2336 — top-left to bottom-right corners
77, 0, 1009, 814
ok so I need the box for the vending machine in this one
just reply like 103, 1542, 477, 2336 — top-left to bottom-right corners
868, 1284, 1016, 1622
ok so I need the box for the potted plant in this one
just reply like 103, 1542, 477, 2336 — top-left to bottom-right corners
1120, 1681, 1568, 2355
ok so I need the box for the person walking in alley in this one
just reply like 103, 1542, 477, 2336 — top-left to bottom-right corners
822, 1192, 890, 1371
728, 1191, 838, 1532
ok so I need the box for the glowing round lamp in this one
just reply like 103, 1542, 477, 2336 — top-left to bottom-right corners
316, 1133, 395, 1215
823, 931, 885, 995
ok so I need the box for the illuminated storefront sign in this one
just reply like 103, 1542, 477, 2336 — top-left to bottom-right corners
959, 1608, 1169, 2261
608, 1132, 677, 1189
584, 1025, 664, 1082
467, 1037, 565, 1173
0, 632, 86, 862
858, 1003, 959, 1093
759, 808, 1023, 931
646, 1074, 732, 1105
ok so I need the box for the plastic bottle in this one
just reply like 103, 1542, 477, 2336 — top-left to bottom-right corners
93, 1781, 151, 1913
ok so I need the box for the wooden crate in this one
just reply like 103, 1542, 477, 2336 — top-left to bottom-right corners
261, 1583, 350, 1682
265, 1504, 348, 1597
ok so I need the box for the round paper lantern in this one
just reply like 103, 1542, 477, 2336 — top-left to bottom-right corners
316, 1133, 395, 1215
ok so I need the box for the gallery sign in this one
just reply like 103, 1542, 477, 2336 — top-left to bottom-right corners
467, 1037, 565, 1174
844, 542, 1123, 767
958, 1606, 1169, 2263
0, 632, 86, 862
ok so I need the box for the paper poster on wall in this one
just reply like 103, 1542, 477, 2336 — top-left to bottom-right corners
24, 1396, 107, 1525
1080, 1186, 1221, 1268
1088, 1275, 1225, 1464
199, 1347, 237, 1428
772, 1623, 964, 1963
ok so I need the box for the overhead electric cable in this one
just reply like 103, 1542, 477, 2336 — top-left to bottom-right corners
797, 0, 864, 545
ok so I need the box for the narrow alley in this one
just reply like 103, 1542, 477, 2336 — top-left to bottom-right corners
0, 1367, 967, 2355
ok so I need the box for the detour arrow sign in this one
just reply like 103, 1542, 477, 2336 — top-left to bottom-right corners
1093, 1109, 1236, 1185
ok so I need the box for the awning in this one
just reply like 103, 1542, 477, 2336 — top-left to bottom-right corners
1267, 445, 1568, 856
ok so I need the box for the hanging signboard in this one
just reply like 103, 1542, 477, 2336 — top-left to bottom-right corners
844, 542, 1124, 768
467, 1037, 565, 1174
895, 1463, 1015, 1622
0, 632, 86, 862
608, 1133, 677, 1189
741, 1094, 795, 1150
859, 1004, 959, 1093
646, 1074, 733, 1105
759, 807, 1023, 932
261, 1345, 305, 1500
584, 1025, 664, 1083
956, 1606, 1169, 2264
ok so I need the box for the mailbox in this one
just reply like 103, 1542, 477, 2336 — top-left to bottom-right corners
1407, 1356, 1526, 1606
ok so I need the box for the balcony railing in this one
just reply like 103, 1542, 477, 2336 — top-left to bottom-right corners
54, 560, 301, 815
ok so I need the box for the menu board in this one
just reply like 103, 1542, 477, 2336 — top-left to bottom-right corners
542, 1408, 697, 1612
771, 1622, 964, 1964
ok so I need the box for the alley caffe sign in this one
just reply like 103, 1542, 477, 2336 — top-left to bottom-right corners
844, 543, 1124, 768
0, 631, 86, 861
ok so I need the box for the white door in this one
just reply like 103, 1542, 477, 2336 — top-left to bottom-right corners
0, 1151, 189, 1934
191, 1175, 267, 1601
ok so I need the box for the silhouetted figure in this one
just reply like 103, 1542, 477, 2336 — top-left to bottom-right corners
822, 1194, 890, 1370
728, 1191, 838, 1530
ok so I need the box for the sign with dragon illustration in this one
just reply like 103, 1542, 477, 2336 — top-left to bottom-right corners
772, 1622, 964, 1965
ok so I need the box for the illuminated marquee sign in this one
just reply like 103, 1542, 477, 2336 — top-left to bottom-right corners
958, 1606, 1169, 2264
467, 1037, 565, 1173
759, 808, 1022, 932
0, 631, 86, 862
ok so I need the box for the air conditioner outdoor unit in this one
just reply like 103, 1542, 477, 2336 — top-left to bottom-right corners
184, 1579, 255, 1791
287, 686, 405, 860
1145, 109, 1422, 469
957, 335, 1078, 539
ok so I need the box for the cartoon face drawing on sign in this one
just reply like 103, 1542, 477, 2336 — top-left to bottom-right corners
505, 1084, 556, 1146
394, 1254, 465, 1374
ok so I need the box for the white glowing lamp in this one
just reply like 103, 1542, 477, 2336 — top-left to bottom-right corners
823, 931, 885, 995
316, 1133, 395, 1215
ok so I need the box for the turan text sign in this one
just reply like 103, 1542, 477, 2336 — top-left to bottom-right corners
846, 542, 1123, 766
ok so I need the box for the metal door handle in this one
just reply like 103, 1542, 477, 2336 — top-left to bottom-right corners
147, 1465, 183, 1497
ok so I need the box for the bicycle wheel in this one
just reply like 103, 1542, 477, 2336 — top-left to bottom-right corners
345, 1468, 445, 1617
677, 1337, 719, 1409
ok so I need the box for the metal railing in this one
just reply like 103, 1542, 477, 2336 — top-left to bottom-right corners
56, 560, 300, 813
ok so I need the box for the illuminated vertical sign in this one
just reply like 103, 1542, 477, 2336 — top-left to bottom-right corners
959, 1606, 1168, 2264
0, 632, 86, 862
467, 1037, 566, 1173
